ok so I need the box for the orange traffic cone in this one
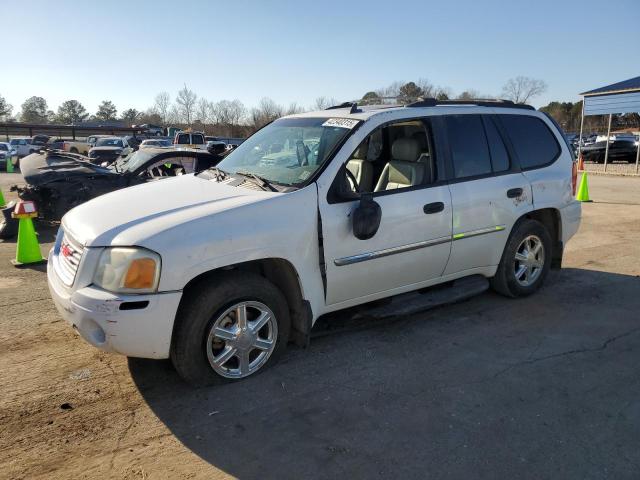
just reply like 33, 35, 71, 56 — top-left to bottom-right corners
11, 200, 45, 267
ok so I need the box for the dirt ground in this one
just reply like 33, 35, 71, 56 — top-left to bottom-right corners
0, 173, 639, 480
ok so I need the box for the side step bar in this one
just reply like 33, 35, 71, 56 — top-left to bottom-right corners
312, 275, 489, 338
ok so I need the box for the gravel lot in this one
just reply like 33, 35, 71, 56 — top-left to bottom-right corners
0, 173, 639, 480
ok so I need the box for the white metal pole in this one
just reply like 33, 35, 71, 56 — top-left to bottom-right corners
603, 113, 612, 172
636, 124, 640, 173
578, 99, 585, 159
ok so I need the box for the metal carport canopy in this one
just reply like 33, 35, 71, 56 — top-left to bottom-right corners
578, 75, 640, 172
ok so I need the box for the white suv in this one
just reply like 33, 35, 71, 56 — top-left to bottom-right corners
47, 100, 581, 386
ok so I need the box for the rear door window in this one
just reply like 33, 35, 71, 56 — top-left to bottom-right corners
500, 115, 560, 169
445, 115, 492, 179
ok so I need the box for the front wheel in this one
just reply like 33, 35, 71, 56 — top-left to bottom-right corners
490, 219, 552, 297
171, 271, 290, 386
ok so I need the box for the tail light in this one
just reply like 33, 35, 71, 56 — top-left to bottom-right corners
571, 160, 578, 196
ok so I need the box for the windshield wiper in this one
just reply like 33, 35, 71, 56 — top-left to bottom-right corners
235, 170, 278, 192
209, 167, 228, 182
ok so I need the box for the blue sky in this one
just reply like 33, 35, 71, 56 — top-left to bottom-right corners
3, 0, 639, 114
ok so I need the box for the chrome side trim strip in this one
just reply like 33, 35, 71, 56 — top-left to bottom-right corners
452, 225, 505, 241
334, 236, 451, 266
333, 225, 506, 267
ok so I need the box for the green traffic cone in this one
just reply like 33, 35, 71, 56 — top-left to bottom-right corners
11, 217, 45, 267
576, 172, 592, 202
0, 188, 5, 208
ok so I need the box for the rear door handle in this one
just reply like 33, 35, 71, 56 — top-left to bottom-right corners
423, 202, 445, 214
507, 188, 523, 198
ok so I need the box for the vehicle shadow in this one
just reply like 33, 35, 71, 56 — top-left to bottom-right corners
128, 268, 640, 479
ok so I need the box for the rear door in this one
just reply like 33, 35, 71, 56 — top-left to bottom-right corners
442, 114, 533, 275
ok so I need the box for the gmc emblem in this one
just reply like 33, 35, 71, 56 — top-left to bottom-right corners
61, 243, 73, 258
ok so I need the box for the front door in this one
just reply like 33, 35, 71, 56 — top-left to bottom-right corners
319, 118, 453, 306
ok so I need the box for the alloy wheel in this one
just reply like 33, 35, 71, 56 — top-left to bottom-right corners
206, 301, 278, 379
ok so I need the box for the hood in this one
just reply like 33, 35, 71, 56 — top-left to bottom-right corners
20, 152, 115, 186
62, 174, 273, 247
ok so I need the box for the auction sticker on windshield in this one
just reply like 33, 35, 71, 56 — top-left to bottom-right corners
322, 118, 359, 129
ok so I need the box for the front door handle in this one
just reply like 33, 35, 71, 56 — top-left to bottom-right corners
507, 188, 523, 198
423, 202, 445, 214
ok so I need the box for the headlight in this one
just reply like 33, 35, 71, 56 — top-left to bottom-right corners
93, 247, 161, 294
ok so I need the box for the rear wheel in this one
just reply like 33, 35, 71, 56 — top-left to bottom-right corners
171, 271, 290, 386
70, 147, 79, 154
490, 219, 552, 297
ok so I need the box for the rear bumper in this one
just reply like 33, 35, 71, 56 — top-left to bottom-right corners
559, 200, 581, 244
47, 251, 182, 359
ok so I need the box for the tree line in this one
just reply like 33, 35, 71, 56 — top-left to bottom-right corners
539, 101, 640, 134
5, 76, 630, 137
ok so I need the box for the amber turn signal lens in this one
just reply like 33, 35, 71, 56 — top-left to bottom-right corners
123, 258, 157, 289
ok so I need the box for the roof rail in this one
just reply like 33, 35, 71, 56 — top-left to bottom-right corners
325, 102, 361, 114
406, 98, 535, 110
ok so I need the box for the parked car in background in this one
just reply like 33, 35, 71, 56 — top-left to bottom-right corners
46, 100, 581, 386
60, 139, 92, 155
206, 140, 227, 155
140, 138, 172, 148
135, 124, 164, 136
581, 139, 639, 163
87, 135, 110, 149
88, 137, 134, 165
0, 142, 16, 170
174, 131, 206, 150
9, 138, 32, 157
7, 147, 219, 223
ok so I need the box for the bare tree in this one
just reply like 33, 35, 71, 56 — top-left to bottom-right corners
227, 100, 246, 136
250, 97, 284, 129
195, 98, 211, 128
313, 96, 338, 110
416, 78, 436, 98
175, 84, 198, 124
501, 76, 547, 104
154, 92, 171, 124
167, 104, 181, 125
286, 102, 305, 115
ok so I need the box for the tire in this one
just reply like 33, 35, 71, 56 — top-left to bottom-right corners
70, 147, 78, 154
490, 219, 552, 298
171, 271, 290, 387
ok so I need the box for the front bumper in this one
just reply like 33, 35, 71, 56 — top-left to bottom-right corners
47, 251, 182, 359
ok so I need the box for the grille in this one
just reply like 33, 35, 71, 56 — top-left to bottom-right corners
55, 232, 84, 286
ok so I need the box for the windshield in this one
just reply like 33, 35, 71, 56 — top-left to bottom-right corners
112, 149, 155, 172
96, 138, 124, 147
213, 117, 358, 186
0, 144, 8, 151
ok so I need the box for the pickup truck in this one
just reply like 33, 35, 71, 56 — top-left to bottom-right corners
47, 100, 581, 386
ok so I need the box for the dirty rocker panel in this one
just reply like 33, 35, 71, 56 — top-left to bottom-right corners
333, 225, 506, 266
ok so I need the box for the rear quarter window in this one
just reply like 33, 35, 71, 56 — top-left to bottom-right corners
500, 115, 561, 169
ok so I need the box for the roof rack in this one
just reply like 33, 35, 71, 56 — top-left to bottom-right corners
406, 98, 535, 110
325, 102, 361, 114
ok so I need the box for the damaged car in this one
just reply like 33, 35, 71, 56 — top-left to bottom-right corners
1, 148, 220, 236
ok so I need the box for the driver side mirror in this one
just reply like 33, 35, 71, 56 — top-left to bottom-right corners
352, 192, 382, 240
333, 164, 382, 240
